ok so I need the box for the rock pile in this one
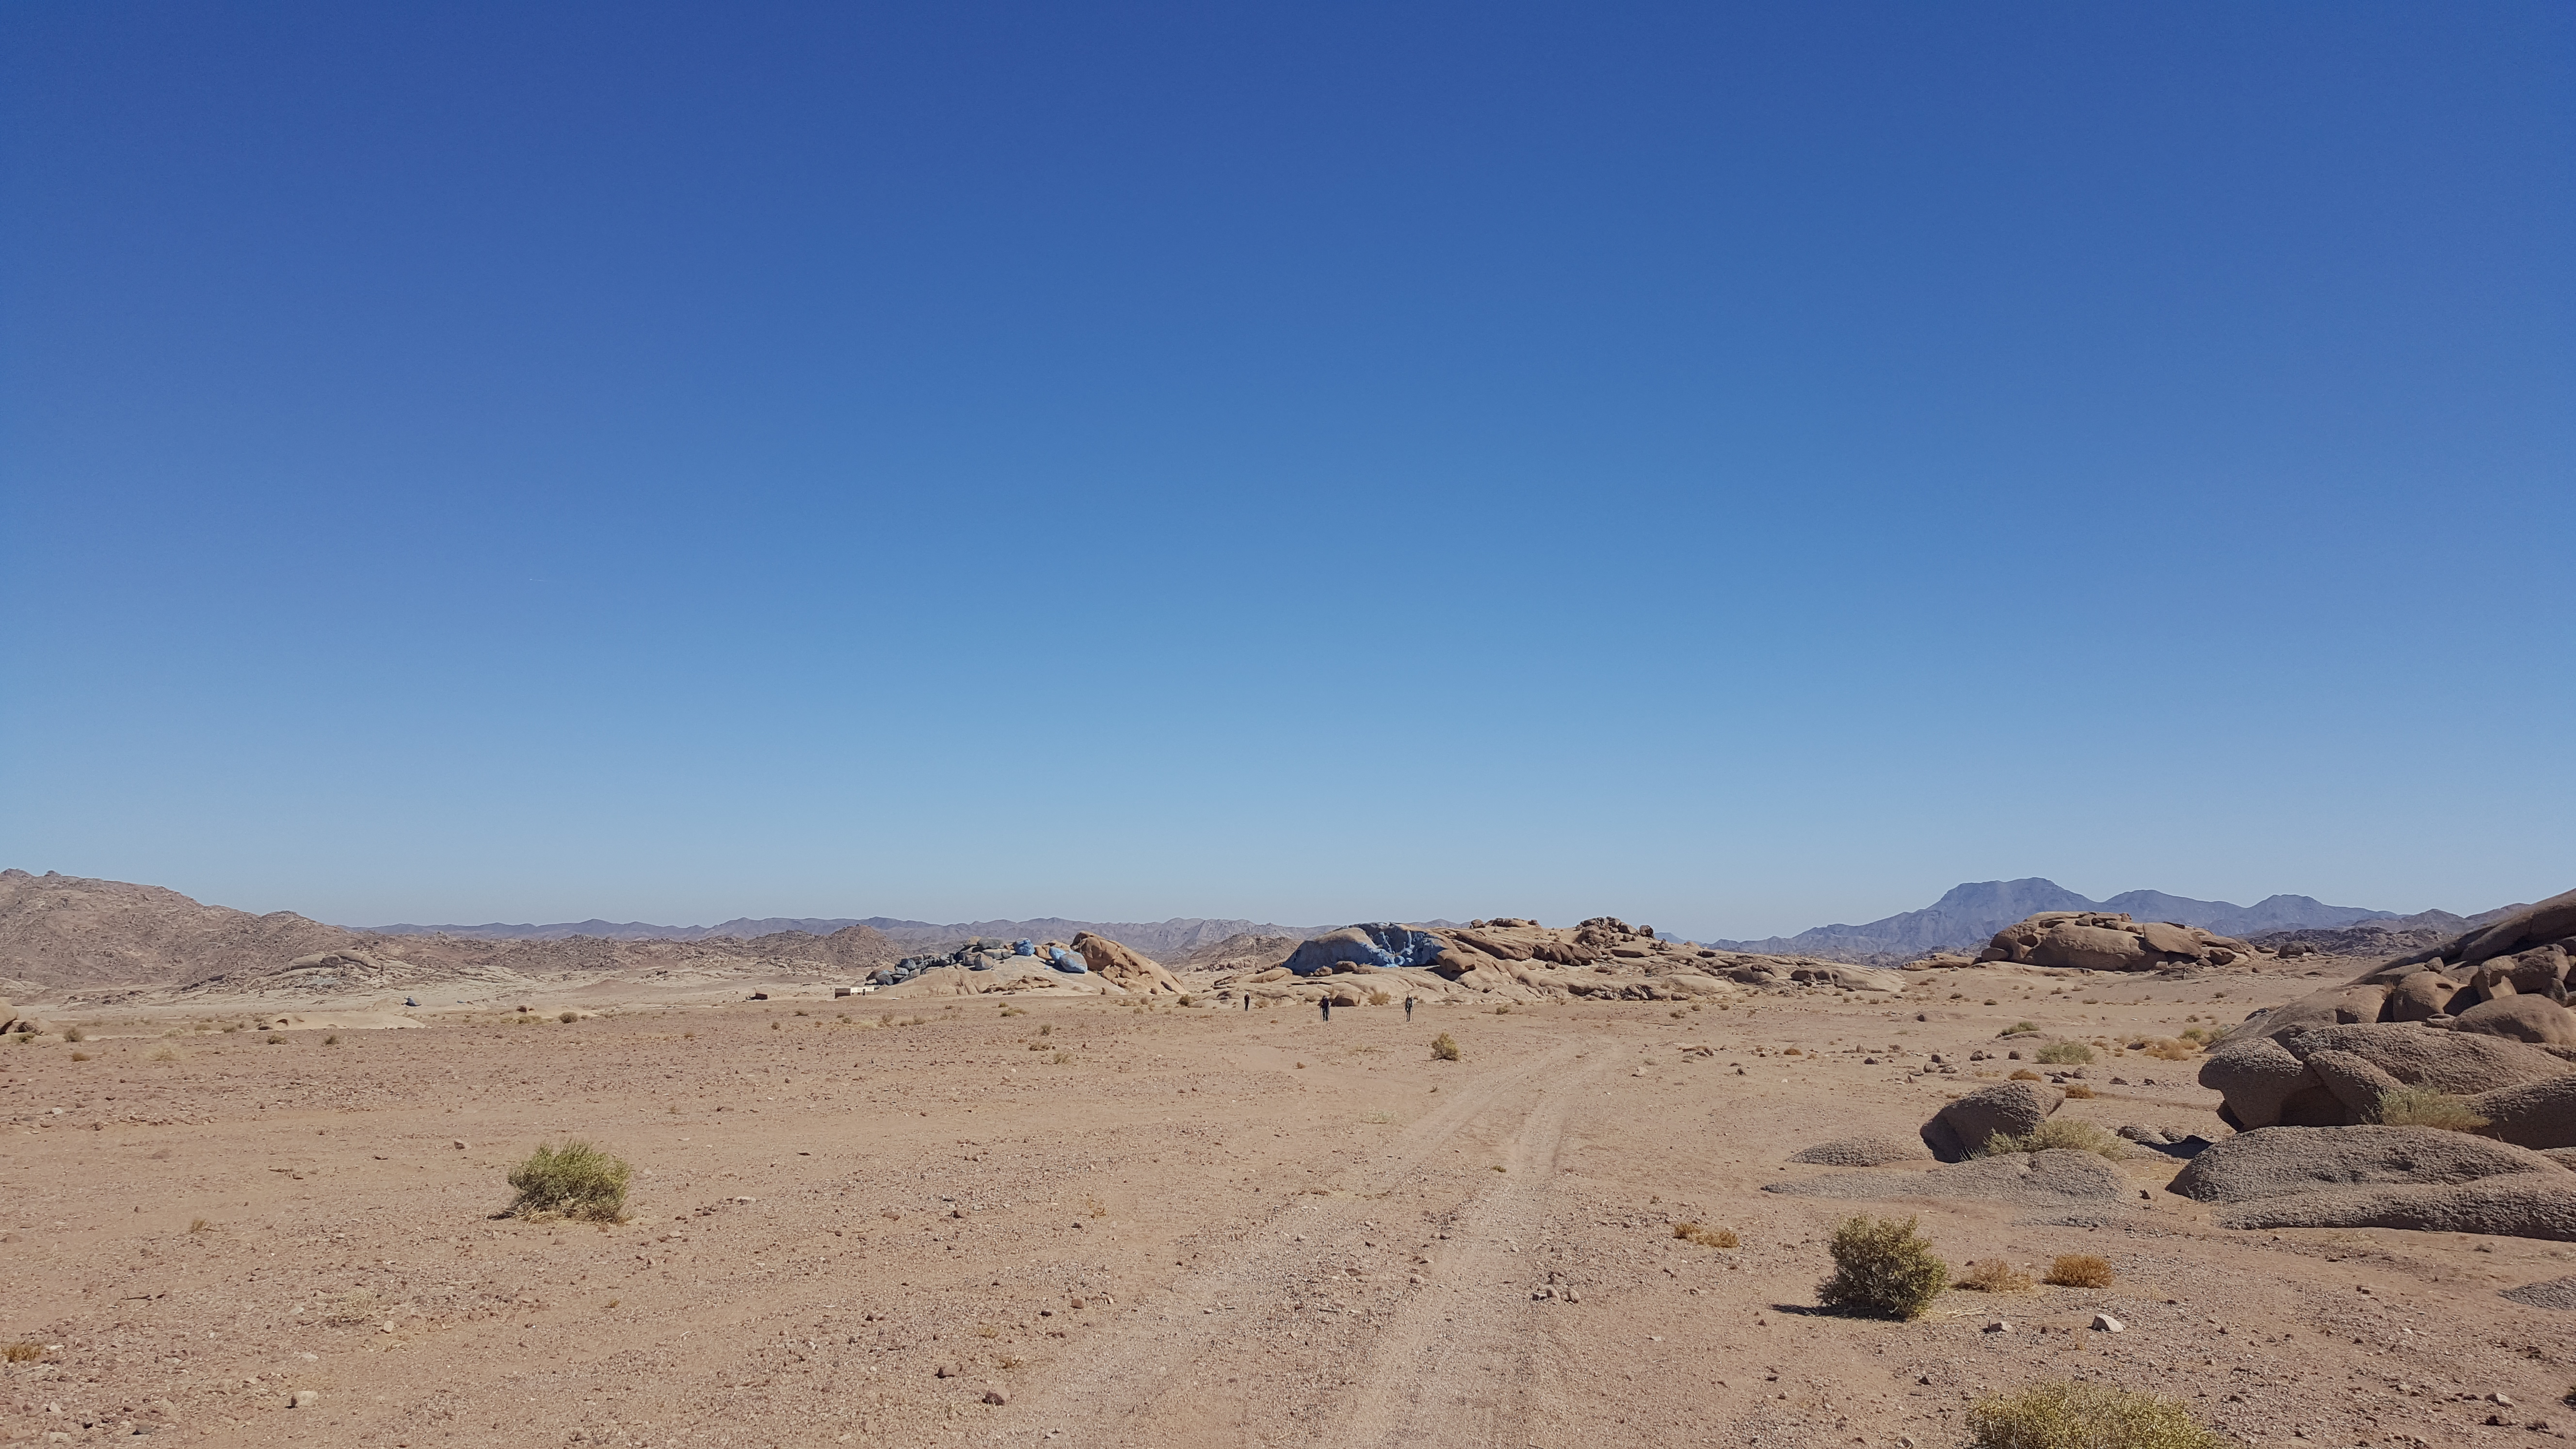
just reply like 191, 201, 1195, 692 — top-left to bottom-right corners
0, 997, 51, 1037
1976, 912, 2254, 971
1920, 1079, 2065, 1162
1070, 933, 1184, 996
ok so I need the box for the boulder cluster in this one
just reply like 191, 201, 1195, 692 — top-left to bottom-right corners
2173, 888, 2576, 1238
1976, 912, 2254, 971
1232, 916, 1901, 1006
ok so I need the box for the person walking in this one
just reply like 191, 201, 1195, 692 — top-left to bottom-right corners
1404, 995, 1415, 1022
1320, 996, 1332, 1022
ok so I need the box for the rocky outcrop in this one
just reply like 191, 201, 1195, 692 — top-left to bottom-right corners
1790, 1136, 1934, 1167
1976, 911, 2253, 971
1765, 1148, 2128, 1208
2199, 1022, 2572, 1130
1071, 933, 1184, 996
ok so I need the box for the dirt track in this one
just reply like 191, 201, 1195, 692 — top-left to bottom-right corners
12, 981, 2576, 1446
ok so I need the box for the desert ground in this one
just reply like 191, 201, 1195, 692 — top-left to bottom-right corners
9, 954, 2576, 1449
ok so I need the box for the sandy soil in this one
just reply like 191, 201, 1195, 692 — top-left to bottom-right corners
8, 961, 2576, 1448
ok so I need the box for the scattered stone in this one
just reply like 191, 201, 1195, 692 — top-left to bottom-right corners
2091, 1313, 2124, 1333
981, 1389, 1007, 1406
289, 1391, 318, 1409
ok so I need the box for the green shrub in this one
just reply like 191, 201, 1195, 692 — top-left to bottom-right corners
504, 1140, 633, 1222
1430, 1032, 1461, 1062
1816, 1215, 1947, 1320
2368, 1085, 2491, 1133
2033, 1041, 2093, 1064
1967, 1379, 2226, 1448
1978, 1118, 2129, 1160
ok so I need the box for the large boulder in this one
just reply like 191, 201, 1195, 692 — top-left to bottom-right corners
1070, 933, 1183, 995
2030, 923, 2152, 972
2452, 888, 2576, 969
2304, 1050, 2407, 1118
2469, 1077, 2576, 1151
2198, 1035, 2320, 1130
2217, 1177, 2576, 1240
2385, 970, 2467, 1022
1920, 1079, 2062, 1162
2454, 995, 2576, 1046
2167, 1126, 2565, 1204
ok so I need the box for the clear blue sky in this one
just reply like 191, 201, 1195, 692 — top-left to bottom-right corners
2, 2, 2568, 939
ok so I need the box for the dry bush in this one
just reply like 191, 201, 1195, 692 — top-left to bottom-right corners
151, 1049, 176, 1062
2063, 1083, 2096, 1100
2033, 1041, 2093, 1064
188, 1217, 212, 1233
2009, 1068, 2042, 1081
2043, 1253, 2115, 1288
998, 1005, 1026, 1017
1430, 1032, 1461, 1062
1367, 990, 1389, 1006
264, 1033, 287, 1045
505, 1140, 633, 1223
61, 1028, 85, 1043
1673, 1222, 1739, 1248
2368, 1085, 2491, 1133
1979, 1119, 2128, 1160
1967, 1379, 2225, 1448
322, 1034, 341, 1046
1817, 1215, 1947, 1320
323, 1289, 380, 1326
559, 1011, 580, 1024
2139, 1037, 2198, 1061
1956, 1258, 2034, 1293
1038, 1023, 1053, 1036
1, 1343, 42, 1363
1051, 1051, 1071, 1064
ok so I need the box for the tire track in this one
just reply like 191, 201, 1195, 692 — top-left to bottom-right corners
994, 1038, 1598, 1447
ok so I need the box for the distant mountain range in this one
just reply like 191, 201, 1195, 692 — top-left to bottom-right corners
1706, 878, 2406, 962
360, 914, 1337, 960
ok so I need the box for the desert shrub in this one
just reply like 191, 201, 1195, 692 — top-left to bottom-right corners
2033, 1041, 2093, 1064
1367, 991, 1389, 1007
2139, 1037, 2198, 1061
1816, 1215, 1948, 1320
2009, 1068, 2042, 1081
2063, 1083, 2095, 1099
1038, 1023, 1052, 1036
2043, 1253, 2115, 1288
1956, 1258, 2033, 1293
1431, 1032, 1461, 1062
2178, 1025, 2209, 1042
68, 1051, 91, 1062
2368, 1085, 2491, 1133
264, 1033, 287, 1045
1673, 1222, 1738, 1248
61, 1028, 85, 1044
322, 1034, 340, 1046
1967, 1379, 2225, 1449
559, 1011, 580, 1024
504, 1140, 633, 1223
770, 1020, 781, 1031
1, 1342, 42, 1363
188, 1217, 212, 1233
998, 1005, 1025, 1017
1179, 994, 1196, 1007
1051, 1051, 1071, 1064
151, 1048, 176, 1062
1979, 1119, 2129, 1160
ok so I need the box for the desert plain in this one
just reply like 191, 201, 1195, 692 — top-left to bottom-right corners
11, 945, 2576, 1449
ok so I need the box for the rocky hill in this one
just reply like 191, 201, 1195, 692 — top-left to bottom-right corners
0, 869, 357, 989
361, 912, 1334, 958
0, 870, 904, 995
1710, 878, 2401, 962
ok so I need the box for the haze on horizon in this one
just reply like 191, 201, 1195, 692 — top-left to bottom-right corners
2, 3, 2567, 942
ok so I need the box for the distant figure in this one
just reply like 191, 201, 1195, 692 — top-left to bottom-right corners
1241, 993, 1250, 1012
1404, 996, 1415, 1021
1320, 997, 1332, 1022
403, 996, 419, 1008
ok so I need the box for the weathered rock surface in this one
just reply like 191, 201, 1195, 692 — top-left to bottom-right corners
1765, 1147, 2128, 1208
2217, 1177, 2576, 1240
1920, 1080, 2063, 1162
2168, 1126, 2565, 1204
1789, 1136, 1934, 1167
2201, 1018, 2576, 1129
